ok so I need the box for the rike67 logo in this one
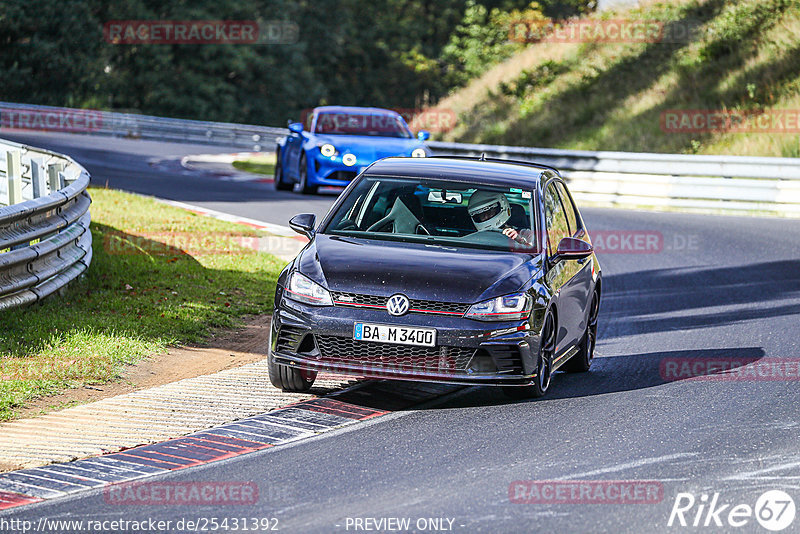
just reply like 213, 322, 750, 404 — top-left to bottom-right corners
668, 490, 796, 531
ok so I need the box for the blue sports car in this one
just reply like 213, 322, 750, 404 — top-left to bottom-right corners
274, 106, 430, 194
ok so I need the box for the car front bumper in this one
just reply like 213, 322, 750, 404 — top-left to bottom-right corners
270, 295, 543, 386
310, 153, 364, 187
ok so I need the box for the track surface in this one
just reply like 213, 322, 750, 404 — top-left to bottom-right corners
2, 132, 800, 532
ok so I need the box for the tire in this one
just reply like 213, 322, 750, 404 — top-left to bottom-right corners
564, 289, 600, 373
268, 353, 317, 392
503, 311, 555, 399
274, 149, 292, 191
293, 153, 318, 195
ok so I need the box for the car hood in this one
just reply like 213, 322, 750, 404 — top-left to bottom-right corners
297, 234, 542, 304
314, 134, 423, 159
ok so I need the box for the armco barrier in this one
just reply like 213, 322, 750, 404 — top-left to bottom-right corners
0, 101, 285, 151
427, 141, 800, 216
0, 138, 92, 310
3, 101, 800, 216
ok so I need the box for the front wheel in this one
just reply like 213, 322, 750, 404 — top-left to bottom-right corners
293, 153, 318, 195
274, 149, 292, 191
268, 354, 317, 392
503, 311, 555, 399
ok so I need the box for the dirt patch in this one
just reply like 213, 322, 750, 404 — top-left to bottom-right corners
17, 315, 272, 419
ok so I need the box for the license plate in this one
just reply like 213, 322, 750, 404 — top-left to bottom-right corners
353, 323, 436, 347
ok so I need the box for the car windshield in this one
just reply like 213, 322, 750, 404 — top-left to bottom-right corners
323, 176, 538, 252
313, 112, 412, 138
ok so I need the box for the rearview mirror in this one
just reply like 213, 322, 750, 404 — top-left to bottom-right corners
427, 191, 462, 204
288, 122, 304, 134
554, 237, 593, 262
417, 130, 430, 141
289, 213, 316, 238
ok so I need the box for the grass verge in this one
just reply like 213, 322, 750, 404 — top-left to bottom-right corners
232, 153, 276, 176
439, 0, 800, 157
0, 188, 285, 421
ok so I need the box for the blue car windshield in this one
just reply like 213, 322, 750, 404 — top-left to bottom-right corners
323, 177, 538, 253
314, 112, 412, 138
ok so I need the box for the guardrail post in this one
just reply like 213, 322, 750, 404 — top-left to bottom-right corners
31, 158, 47, 198
47, 162, 64, 192
6, 149, 22, 205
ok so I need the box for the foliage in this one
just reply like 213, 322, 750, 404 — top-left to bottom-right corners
0, 0, 595, 124
440, 0, 800, 157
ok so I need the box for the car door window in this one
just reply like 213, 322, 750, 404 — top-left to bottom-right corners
556, 182, 580, 237
544, 183, 570, 255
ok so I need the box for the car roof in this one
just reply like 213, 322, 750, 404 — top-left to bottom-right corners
314, 105, 400, 116
363, 157, 552, 188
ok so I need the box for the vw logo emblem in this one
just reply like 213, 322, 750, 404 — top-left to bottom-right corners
386, 294, 410, 316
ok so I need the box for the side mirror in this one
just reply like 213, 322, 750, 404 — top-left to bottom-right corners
289, 213, 316, 238
288, 122, 304, 134
417, 130, 430, 141
553, 237, 593, 263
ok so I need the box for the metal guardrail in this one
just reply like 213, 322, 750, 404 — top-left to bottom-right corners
0, 101, 285, 151
0, 138, 92, 310
428, 141, 800, 216
2, 101, 800, 216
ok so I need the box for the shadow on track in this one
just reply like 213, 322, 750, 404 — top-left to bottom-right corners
326, 347, 766, 412
600, 259, 800, 338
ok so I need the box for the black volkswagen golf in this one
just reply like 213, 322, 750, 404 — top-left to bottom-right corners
269, 156, 601, 398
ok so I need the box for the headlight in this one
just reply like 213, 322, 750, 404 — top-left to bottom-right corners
285, 272, 333, 306
411, 148, 427, 158
319, 143, 336, 157
342, 153, 357, 166
465, 293, 532, 321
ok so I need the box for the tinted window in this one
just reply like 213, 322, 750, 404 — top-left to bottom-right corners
323, 176, 537, 252
556, 182, 580, 236
313, 112, 412, 138
544, 183, 570, 254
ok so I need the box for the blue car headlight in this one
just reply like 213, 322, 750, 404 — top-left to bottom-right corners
318, 143, 337, 157
342, 153, 357, 166
320, 143, 336, 157
411, 148, 427, 158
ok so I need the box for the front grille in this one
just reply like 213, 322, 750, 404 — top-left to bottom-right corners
329, 170, 358, 181
315, 335, 475, 372
332, 293, 386, 307
331, 292, 469, 316
409, 299, 469, 315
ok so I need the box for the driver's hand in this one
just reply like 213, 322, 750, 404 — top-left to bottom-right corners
503, 228, 519, 240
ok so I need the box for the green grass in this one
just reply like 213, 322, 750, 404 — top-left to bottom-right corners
0, 188, 285, 421
439, 0, 800, 157
232, 153, 276, 176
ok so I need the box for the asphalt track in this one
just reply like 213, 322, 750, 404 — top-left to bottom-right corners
1, 131, 800, 533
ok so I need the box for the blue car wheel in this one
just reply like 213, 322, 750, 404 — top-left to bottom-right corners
274, 149, 292, 191
294, 152, 318, 195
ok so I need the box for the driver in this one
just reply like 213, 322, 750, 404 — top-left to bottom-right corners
467, 190, 532, 246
